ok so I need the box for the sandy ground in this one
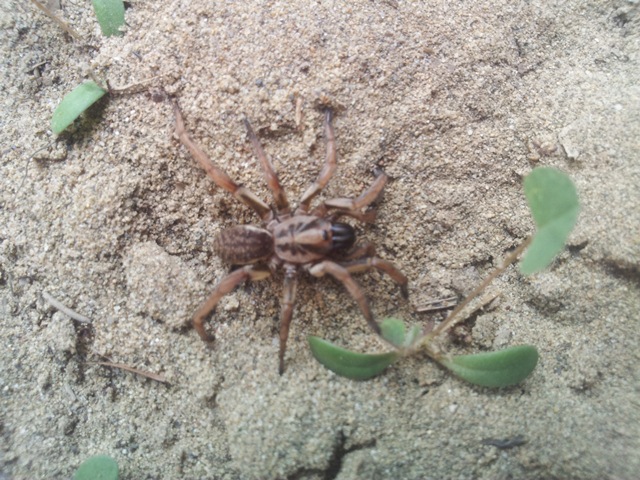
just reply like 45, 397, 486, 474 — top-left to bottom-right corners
1, 1, 639, 479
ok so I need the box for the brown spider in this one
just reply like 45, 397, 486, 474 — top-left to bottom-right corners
173, 101, 408, 373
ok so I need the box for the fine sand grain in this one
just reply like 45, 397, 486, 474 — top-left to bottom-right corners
1, 1, 638, 478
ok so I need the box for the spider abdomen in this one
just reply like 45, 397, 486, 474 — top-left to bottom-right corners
214, 225, 274, 265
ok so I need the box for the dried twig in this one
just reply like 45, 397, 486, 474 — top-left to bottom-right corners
89, 361, 170, 384
107, 75, 165, 95
416, 295, 458, 313
481, 435, 527, 449
42, 291, 92, 323
28, 0, 82, 42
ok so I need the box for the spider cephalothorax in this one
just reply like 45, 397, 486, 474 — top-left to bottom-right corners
173, 101, 408, 373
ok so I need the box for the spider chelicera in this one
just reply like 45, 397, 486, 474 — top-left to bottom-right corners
173, 101, 408, 373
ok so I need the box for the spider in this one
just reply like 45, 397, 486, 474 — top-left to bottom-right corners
173, 101, 408, 373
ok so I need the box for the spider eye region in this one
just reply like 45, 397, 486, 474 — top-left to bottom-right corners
330, 222, 356, 252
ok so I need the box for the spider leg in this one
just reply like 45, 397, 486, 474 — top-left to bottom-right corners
193, 265, 271, 342
341, 242, 376, 261
278, 265, 298, 374
341, 257, 409, 298
244, 119, 291, 215
297, 109, 337, 212
308, 260, 380, 335
310, 170, 388, 222
173, 101, 272, 221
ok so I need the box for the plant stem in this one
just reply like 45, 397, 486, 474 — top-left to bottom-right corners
426, 236, 532, 341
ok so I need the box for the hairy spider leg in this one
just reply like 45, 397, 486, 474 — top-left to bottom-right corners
193, 265, 271, 342
278, 265, 298, 374
307, 261, 380, 335
173, 101, 272, 221
297, 110, 337, 213
310, 170, 388, 223
244, 119, 291, 216
341, 257, 409, 298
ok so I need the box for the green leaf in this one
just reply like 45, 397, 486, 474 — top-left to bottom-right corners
73, 455, 119, 480
51, 81, 108, 134
440, 345, 539, 387
521, 167, 579, 275
308, 336, 399, 380
380, 317, 406, 348
404, 324, 422, 348
380, 317, 422, 349
92, 0, 125, 37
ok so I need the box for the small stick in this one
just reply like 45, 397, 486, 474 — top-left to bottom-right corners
24, 60, 47, 74
481, 435, 527, 449
416, 295, 458, 313
28, 0, 83, 42
89, 361, 170, 384
106, 75, 165, 95
42, 291, 92, 323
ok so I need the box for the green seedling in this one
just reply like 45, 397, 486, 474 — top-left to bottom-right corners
51, 81, 108, 134
30, 0, 125, 40
520, 167, 579, 274
310, 167, 579, 387
308, 336, 399, 380
32, 0, 127, 134
50, 75, 163, 134
73, 455, 119, 480
439, 345, 539, 388
92, 0, 126, 37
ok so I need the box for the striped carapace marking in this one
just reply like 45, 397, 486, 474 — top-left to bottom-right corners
273, 216, 333, 263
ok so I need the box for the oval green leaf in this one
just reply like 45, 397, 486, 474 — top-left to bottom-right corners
380, 317, 406, 348
51, 81, 108, 134
308, 336, 399, 380
92, 0, 125, 37
73, 455, 119, 480
521, 167, 579, 275
440, 345, 539, 387
404, 324, 423, 348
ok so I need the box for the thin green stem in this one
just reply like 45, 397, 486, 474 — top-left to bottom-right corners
426, 237, 532, 342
